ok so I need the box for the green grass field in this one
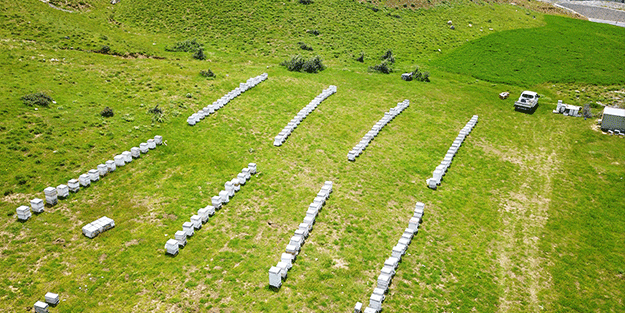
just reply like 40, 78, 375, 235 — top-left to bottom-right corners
0, 0, 624, 312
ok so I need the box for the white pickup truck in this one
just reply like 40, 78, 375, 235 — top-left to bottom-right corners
514, 91, 539, 110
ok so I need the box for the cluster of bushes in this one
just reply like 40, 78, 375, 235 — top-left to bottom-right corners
300, 0, 314, 4
148, 104, 164, 123
369, 50, 395, 74
281, 55, 325, 73
193, 48, 206, 60
306, 29, 320, 36
22, 92, 54, 107
200, 69, 216, 79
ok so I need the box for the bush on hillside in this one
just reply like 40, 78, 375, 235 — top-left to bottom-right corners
306, 29, 320, 36
165, 39, 202, 52
148, 104, 164, 123
369, 60, 393, 74
356, 53, 364, 63
299, 42, 313, 51
412, 66, 430, 82
381, 49, 395, 63
193, 48, 206, 60
281, 55, 326, 73
100, 107, 114, 117
22, 92, 53, 107
200, 69, 216, 79
300, 0, 314, 4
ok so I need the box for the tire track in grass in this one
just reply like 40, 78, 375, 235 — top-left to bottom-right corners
478, 141, 556, 312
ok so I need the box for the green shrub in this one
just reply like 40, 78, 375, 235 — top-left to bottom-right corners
299, 42, 313, 51
356, 53, 364, 63
100, 107, 114, 117
281, 55, 326, 73
193, 48, 206, 60
200, 69, 216, 79
381, 49, 395, 64
165, 39, 202, 52
412, 66, 430, 82
306, 29, 320, 36
22, 92, 53, 107
300, 0, 314, 4
369, 60, 393, 74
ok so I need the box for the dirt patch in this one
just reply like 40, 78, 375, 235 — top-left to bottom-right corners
125, 239, 140, 247
332, 258, 349, 269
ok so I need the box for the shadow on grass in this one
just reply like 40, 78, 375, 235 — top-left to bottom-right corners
514, 104, 538, 115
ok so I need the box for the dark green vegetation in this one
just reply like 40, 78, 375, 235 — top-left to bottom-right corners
0, 0, 624, 312
433, 14, 625, 86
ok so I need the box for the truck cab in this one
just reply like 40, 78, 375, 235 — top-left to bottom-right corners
514, 91, 539, 110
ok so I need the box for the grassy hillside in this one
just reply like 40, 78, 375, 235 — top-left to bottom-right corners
0, 0, 623, 312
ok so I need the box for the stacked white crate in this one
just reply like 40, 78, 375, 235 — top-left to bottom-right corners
348, 100, 409, 161
67, 179, 80, 193
165, 164, 257, 255
188, 73, 268, 126
359, 202, 425, 313
427, 115, 478, 189
30, 198, 44, 213
273, 86, 337, 146
82, 216, 115, 239
34, 301, 48, 313
165, 239, 179, 256
269, 181, 333, 289
16, 205, 31, 221
44, 292, 59, 306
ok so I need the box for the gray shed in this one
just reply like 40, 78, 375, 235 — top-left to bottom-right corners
601, 107, 625, 131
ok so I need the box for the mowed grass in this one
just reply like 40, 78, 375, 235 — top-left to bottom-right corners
431, 14, 625, 86
0, 0, 624, 312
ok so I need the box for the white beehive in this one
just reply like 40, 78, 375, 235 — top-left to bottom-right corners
30, 198, 44, 213
67, 179, 80, 193
190, 215, 202, 230
248, 163, 257, 174
281, 253, 294, 269
16, 205, 31, 221
373, 287, 385, 296
269, 266, 282, 288
242, 168, 251, 180
56, 184, 69, 198
147, 139, 156, 149
114, 155, 125, 167
381, 266, 395, 278
211, 196, 222, 209
289, 235, 304, 249
285, 244, 299, 256
369, 294, 383, 311
88, 169, 100, 182
105, 160, 116, 172
377, 273, 391, 289
182, 222, 194, 237
225, 181, 234, 197
398, 237, 410, 248
122, 151, 132, 163
174, 230, 187, 247
294, 228, 307, 239
400, 233, 412, 244
392, 244, 406, 259
154, 135, 163, 145
34, 301, 48, 313
299, 222, 312, 233
276, 261, 289, 279
306, 207, 318, 219
303, 216, 315, 226
130, 147, 140, 158
165, 239, 179, 255
354, 302, 363, 313
198, 208, 209, 223
232, 178, 240, 192
384, 257, 399, 270
82, 223, 99, 238
237, 173, 246, 186
363, 307, 377, 313
427, 178, 437, 190
97, 164, 108, 176
139, 143, 149, 153
219, 190, 229, 204
79, 174, 91, 187
45, 292, 59, 305
44, 187, 57, 205
409, 217, 420, 230
205, 205, 215, 216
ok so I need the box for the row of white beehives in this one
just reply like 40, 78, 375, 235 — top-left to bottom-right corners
354, 202, 425, 313
268, 181, 333, 289
16, 136, 164, 222
81, 216, 115, 239
427, 115, 478, 190
348, 100, 409, 161
165, 163, 258, 256
187, 73, 268, 126
273, 86, 337, 146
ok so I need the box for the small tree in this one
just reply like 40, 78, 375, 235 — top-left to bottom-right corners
193, 48, 206, 60
22, 92, 53, 107
100, 107, 114, 117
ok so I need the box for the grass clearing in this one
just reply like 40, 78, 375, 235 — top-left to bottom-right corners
0, 0, 623, 312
